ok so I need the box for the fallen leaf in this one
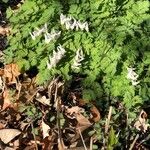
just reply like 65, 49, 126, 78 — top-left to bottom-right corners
4, 64, 20, 84
2, 89, 13, 110
0, 129, 21, 144
78, 99, 101, 122
42, 120, 50, 139
76, 113, 92, 127
66, 106, 84, 115
90, 105, 100, 122
134, 110, 149, 132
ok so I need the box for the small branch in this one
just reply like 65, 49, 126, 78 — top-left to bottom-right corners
129, 134, 139, 150
105, 106, 113, 134
78, 128, 88, 150
90, 136, 93, 150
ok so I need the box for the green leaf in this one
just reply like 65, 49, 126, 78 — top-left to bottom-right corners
107, 127, 118, 150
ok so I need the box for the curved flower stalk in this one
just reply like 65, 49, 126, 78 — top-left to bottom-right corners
127, 67, 139, 86
60, 14, 89, 32
72, 48, 84, 70
44, 30, 61, 44
47, 45, 66, 70
30, 23, 47, 40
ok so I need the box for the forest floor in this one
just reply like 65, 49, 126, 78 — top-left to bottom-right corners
0, 1, 150, 150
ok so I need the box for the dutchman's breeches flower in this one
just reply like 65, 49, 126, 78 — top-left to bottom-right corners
30, 23, 48, 40
30, 23, 61, 43
72, 48, 84, 69
60, 13, 89, 32
44, 30, 61, 44
47, 45, 66, 70
127, 67, 139, 86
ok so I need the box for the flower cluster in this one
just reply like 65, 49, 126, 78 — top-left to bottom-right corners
47, 45, 66, 70
44, 30, 61, 44
29, 23, 47, 40
30, 23, 61, 43
60, 14, 89, 32
127, 67, 139, 86
72, 48, 84, 69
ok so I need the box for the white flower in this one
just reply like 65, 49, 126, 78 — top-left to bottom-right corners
30, 23, 48, 40
29, 30, 40, 40
127, 67, 139, 86
131, 80, 140, 86
127, 68, 138, 80
39, 23, 48, 33
60, 13, 89, 32
47, 45, 66, 70
77, 21, 89, 32
72, 48, 84, 69
69, 18, 77, 30
60, 14, 67, 25
44, 30, 61, 44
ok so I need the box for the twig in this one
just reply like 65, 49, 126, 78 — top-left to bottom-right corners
129, 134, 139, 150
103, 106, 113, 149
105, 106, 113, 134
78, 128, 88, 150
90, 136, 93, 150
16, 82, 22, 100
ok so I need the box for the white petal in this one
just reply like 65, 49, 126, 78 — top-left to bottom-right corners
29, 32, 36, 40
47, 61, 52, 70
77, 21, 85, 30
44, 32, 52, 43
84, 22, 89, 32
65, 21, 71, 30
132, 80, 139, 86
60, 13, 67, 25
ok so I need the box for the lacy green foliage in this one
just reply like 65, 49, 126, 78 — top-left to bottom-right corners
5, 0, 150, 108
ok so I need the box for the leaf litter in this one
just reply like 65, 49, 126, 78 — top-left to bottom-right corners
0, 67, 102, 149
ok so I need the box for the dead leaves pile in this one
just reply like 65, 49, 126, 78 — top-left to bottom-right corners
0, 66, 101, 150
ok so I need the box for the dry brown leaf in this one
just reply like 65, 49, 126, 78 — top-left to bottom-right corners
134, 110, 149, 132
42, 120, 50, 139
78, 99, 101, 122
76, 113, 92, 127
0, 129, 21, 144
4, 64, 20, 84
0, 26, 10, 35
66, 106, 84, 115
2, 89, 13, 110
90, 105, 100, 122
